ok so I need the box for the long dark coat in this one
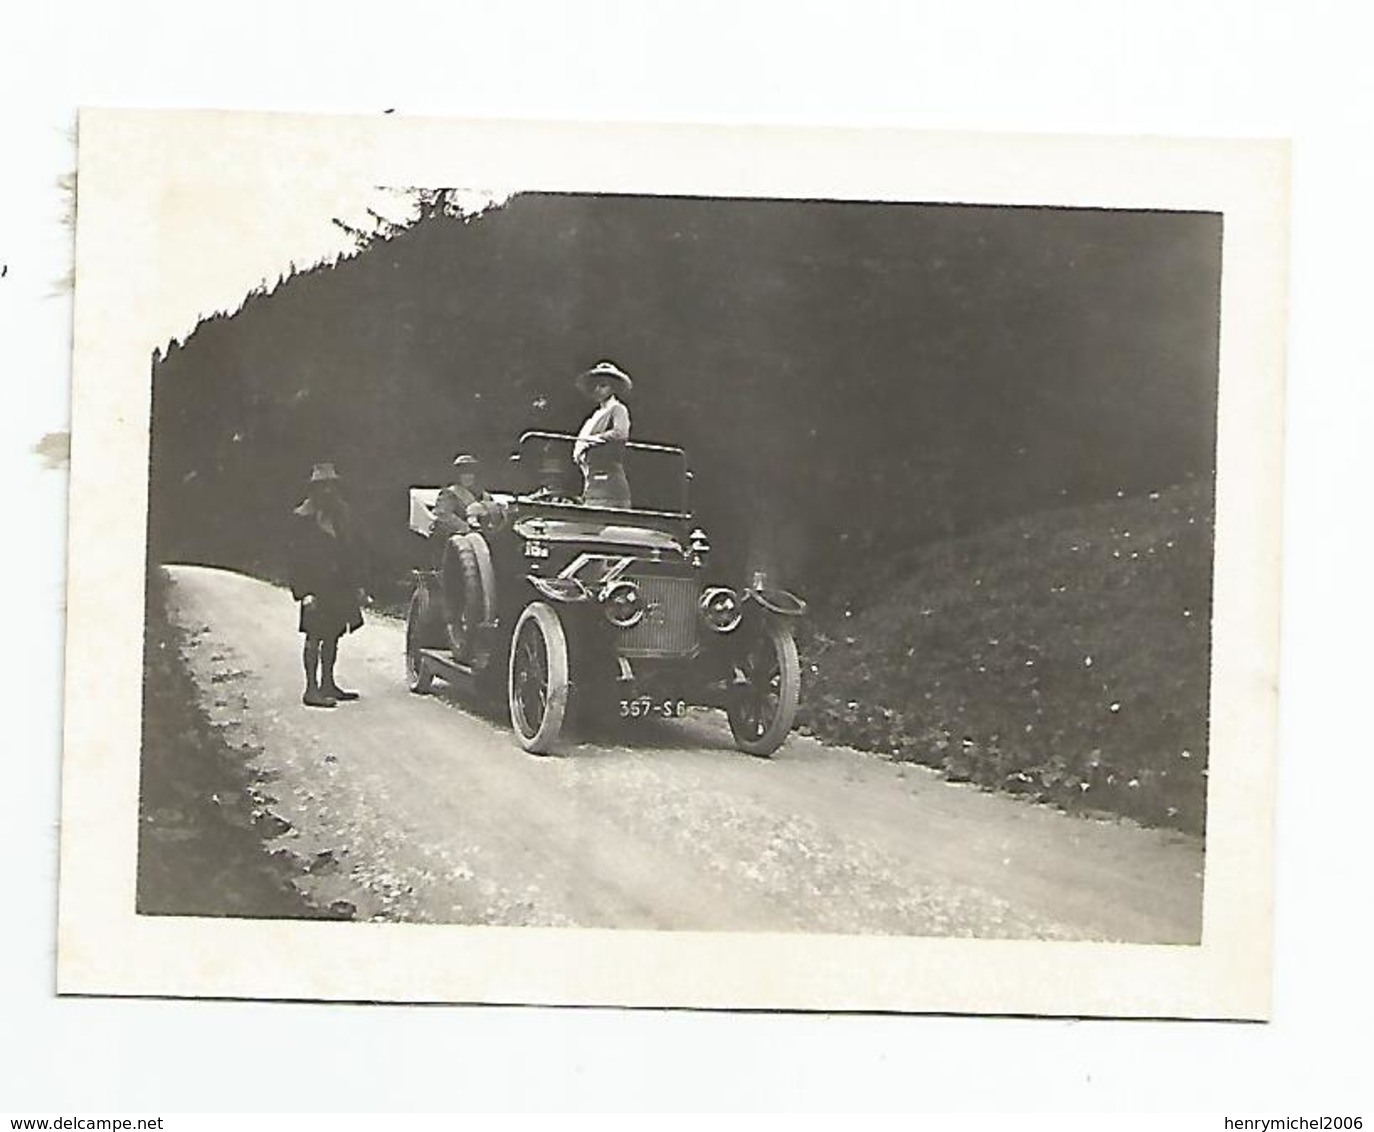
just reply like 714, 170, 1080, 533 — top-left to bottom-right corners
431, 483, 492, 539
289, 498, 364, 639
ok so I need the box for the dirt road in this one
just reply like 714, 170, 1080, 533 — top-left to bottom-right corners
161, 565, 1204, 941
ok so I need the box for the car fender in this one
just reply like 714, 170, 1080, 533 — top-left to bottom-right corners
527, 574, 593, 604
744, 586, 808, 618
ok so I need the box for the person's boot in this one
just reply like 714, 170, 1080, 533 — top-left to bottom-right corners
320, 640, 359, 701
303, 683, 337, 708
303, 645, 335, 708
302, 641, 336, 707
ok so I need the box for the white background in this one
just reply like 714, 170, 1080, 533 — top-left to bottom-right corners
1, 0, 1369, 1113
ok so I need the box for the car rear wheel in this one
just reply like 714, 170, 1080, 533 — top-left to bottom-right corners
405, 589, 435, 694
508, 602, 570, 754
727, 620, 801, 756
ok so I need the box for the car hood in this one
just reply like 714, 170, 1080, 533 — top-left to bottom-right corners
515, 517, 684, 554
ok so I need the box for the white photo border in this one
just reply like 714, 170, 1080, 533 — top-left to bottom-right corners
58, 109, 1287, 1017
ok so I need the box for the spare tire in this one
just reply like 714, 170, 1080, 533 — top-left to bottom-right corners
441, 534, 494, 663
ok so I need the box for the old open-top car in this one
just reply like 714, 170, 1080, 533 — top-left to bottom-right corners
405, 430, 805, 755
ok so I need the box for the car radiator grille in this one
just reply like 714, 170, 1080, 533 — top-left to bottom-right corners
620, 575, 699, 656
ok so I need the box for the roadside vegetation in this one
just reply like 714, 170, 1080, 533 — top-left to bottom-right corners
795, 479, 1213, 835
137, 568, 340, 918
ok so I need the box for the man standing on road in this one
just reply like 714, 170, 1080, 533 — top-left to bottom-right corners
572, 360, 633, 508
289, 462, 367, 708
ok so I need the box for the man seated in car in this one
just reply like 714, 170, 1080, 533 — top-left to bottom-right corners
528, 439, 577, 501
430, 452, 506, 660
431, 453, 504, 542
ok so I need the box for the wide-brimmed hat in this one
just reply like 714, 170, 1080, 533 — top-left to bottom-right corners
309, 462, 342, 483
452, 453, 481, 469
575, 360, 633, 398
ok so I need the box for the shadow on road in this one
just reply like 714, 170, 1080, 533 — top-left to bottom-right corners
416, 671, 741, 758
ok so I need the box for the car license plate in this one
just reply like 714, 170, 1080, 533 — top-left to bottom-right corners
619, 696, 687, 720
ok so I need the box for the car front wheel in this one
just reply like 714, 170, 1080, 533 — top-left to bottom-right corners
405, 589, 435, 694
508, 602, 570, 754
727, 620, 801, 756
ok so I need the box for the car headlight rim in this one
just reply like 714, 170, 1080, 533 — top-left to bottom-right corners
700, 585, 743, 633
602, 579, 646, 628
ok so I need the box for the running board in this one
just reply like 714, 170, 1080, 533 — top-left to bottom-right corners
418, 647, 480, 679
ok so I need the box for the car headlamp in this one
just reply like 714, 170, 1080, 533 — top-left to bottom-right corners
700, 586, 743, 633
602, 579, 646, 628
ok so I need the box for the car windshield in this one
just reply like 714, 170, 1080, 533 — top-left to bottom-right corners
507, 431, 690, 516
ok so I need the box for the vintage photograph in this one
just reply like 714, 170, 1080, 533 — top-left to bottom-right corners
138, 188, 1216, 940
58, 111, 1285, 1015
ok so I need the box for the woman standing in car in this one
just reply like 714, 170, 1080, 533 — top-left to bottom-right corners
572, 360, 633, 508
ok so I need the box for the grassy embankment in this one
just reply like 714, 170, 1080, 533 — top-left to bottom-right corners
795, 479, 1213, 834
137, 568, 341, 918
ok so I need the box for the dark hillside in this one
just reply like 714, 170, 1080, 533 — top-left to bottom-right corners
798, 478, 1214, 833
147, 193, 1221, 607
